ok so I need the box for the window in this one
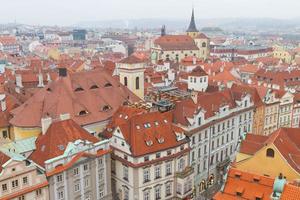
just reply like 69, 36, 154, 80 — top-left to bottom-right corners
79, 110, 88, 116
178, 158, 185, 171
2, 130, 8, 138
156, 153, 161, 158
167, 150, 171, 155
90, 84, 99, 89
12, 180, 18, 188
23, 177, 28, 185
155, 186, 161, 200
202, 42, 206, 47
73, 168, 79, 175
58, 191, 64, 199
165, 182, 172, 196
18, 196, 25, 200
124, 77, 128, 86
144, 190, 150, 200
124, 187, 129, 200
198, 117, 202, 126
166, 162, 172, 176
123, 165, 129, 181
143, 168, 150, 183
84, 178, 89, 188
136, 77, 140, 89
84, 164, 89, 171
36, 189, 42, 196
2, 184, 7, 192
266, 148, 275, 158
74, 183, 80, 192
144, 156, 149, 162
155, 165, 161, 179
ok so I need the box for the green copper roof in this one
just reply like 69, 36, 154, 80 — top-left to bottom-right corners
0, 137, 37, 154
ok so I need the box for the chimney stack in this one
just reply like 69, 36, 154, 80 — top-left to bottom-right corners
41, 117, 52, 135
58, 68, 67, 77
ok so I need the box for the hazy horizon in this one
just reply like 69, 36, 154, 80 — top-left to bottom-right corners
1, 0, 300, 26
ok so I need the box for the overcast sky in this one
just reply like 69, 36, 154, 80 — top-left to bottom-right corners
1, 0, 300, 26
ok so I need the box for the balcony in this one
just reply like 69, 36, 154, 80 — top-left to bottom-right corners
175, 166, 194, 179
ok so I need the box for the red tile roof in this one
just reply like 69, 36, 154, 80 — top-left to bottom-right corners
154, 35, 199, 51
239, 134, 269, 155
108, 106, 188, 157
10, 69, 140, 127
189, 66, 207, 77
118, 54, 145, 64
213, 168, 274, 200
29, 119, 99, 167
281, 183, 300, 200
0, 151, 10, 173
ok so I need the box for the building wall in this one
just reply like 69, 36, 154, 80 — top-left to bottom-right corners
188, 75, 208, 92
11, 126, 41, 140
252, 105, 265, 135
0, 160, 49, 200
263, 103, 280, 135
119, 66, 144, 100
236, 143, 300, 181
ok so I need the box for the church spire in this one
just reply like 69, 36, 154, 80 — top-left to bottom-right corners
186, 8, 199, 32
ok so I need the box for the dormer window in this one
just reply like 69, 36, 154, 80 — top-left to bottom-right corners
146, 140, 153, 146
102, 105, 112, 112
74, 87, 84, 92
158, 137, 164, 144
144, 123, 151, 128
164, 119, 168, 123
79, 110, 88, 116
104, 82, 112, 87
90, 85, 99, 89
124, 115, 128, 120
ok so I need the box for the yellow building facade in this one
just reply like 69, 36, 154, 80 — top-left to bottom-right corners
236, 143, 300, 181
273, 45, 295, 64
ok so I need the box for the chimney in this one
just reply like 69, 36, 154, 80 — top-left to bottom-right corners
37, 73, 44, 87
58, 68, 67, 77
41, 117, 52, 135
60, 113, 70, 121
0, 93, 6, 112
16, 74, 23, 88
192, 57, 197, 65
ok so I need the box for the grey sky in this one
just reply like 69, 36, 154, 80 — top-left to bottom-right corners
1, 0, 300, 26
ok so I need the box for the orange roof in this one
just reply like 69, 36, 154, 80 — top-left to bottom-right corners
154, 35, 199, 51
281, 183, 300, 200
239, 134, 269, 155
0, 151, 10, 173
29, 119, 99, 167
108, 106, 188, 156
10, 69, 140, 127
213, 168, 274, 200
118, 54, 145, 64
189, 66, 207, 77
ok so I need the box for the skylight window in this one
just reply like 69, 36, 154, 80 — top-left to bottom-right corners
164, 119, 168, 123
124, 115, 128, 120
136, 125, 140, 130
90, 85, 99, 89
74, 87, 84, 92
79, 110, 88, 116
154, 121, 159, 126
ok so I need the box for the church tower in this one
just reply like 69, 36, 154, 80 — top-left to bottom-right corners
186, 8, 199, 38
118, 54, 145, 100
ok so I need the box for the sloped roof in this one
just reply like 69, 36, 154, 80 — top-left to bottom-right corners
213, 168, 274, 200
189, 66, 207, 77
240, 128, 300, 174
29, 119, 99, 167
154, 35, 199, 51
10, 69, 140, 127
0, 151, 10, 173
108, 106, 188, 157
281, 183, 300, 200
118, 54, 145, 64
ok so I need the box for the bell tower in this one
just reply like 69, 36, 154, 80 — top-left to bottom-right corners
186, 8, 199, 38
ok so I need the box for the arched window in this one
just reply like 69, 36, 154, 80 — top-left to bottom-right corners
78, 110, 88, 116
74, 87, 84, 92
202, 42, 206, 47
90, 85, 99, 89
104, 82, 112, 87
266, 148, 274, 158
124, 77, 128, 86
136, 77, 140, 90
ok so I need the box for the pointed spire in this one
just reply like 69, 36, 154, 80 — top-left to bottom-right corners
161, 25, 166, 36
187, 8, 199, 32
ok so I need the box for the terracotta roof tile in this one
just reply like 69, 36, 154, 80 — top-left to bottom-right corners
154, 35, 199, 51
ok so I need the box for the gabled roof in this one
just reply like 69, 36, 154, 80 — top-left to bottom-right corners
0, 151, 10, 173
213, 168, 274, 200
240, 128, 300, 174
10, 69, 140, 127
108, 106, 188, 157
29, 119, 99, 167
118, 54, 145, 64
154, 35, 199, 51
189, 66, 207, 77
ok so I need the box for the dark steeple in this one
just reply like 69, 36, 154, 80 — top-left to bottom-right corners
161, 25, 166, 36
186, 8, 199, 32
